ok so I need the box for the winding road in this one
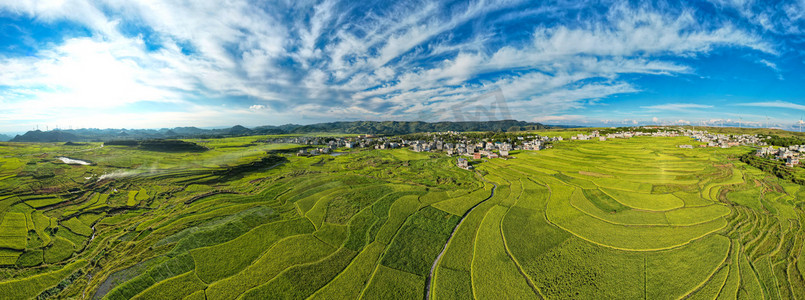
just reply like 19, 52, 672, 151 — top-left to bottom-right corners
423, 172, 497, 300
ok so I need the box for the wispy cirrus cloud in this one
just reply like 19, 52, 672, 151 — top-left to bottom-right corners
737, 101, 805, 110
640, 103, 715, 112
0, 0, 798, 132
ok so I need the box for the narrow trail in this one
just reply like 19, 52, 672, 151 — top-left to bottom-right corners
424, 172, 497, 300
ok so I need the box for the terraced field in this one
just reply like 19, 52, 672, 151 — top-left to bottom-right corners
430, 136, 803, 299
0, 135, 802, 299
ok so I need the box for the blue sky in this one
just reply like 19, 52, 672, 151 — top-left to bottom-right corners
1, 0, 805, 133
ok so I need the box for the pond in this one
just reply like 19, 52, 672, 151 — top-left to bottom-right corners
57, 157, 92, 165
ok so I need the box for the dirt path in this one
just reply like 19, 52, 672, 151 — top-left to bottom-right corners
423, 172, 497, 300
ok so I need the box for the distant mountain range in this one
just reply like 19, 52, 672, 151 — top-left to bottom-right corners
0, 134, 10, 142
8, 120, 548, 142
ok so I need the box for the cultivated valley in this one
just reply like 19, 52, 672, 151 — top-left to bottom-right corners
0, 130, 802, 299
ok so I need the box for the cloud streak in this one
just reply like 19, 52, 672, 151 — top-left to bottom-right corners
737, 101, 805, 111
641, 103, 715, 111
0, 0, 797, 131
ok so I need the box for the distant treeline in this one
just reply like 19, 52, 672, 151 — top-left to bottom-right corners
105, 140, 208, 152
9, 120, 548, 142
763, 135, 805, 147
399, 131, 547, 143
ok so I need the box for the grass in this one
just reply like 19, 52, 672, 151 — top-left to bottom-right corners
523, 236, 646, 299
380, 206, 460, 276
126, 191, 139, 206
432, 266, 472, 300
547, 185, 728, 250
361, 265, 424, 300
190, 218, 315, 283
645, 235, 730, 299
0, 133, 803, 299
130, 271, 206, 300
164, 206, 278, 255
500, 187, 571, 271
717, 241, 742, 299
0, 259, 87, 300
0, 248, 21, 266
24, 196, 64, 208
471, 205, 537, 299
310, 241, 386, 299
431, 184, 491, 216
104, 254, 196, 300
44, 236, 75, 264
687, 265, 729, 300
0, 212, 28, 250
313, 222, 349, 248
61, 217, 93, 236
204, 234, 335, 299
237, 247, 357, 299
600, 188, 684, 211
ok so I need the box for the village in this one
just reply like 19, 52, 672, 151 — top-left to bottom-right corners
756, 145, 805, 167
261, 127, 796, 169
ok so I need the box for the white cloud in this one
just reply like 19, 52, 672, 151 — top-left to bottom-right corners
533, 115, 586, 122
758, 59, 779, 70
0, 1, 784, 130
737, 101, 805, 110
756, 59, 784, 80
641, 103, 714, 111
0, 36, 189, 109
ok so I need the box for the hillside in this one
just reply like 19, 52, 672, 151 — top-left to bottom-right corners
9, 120, 548, 142
1, 134, 802, 299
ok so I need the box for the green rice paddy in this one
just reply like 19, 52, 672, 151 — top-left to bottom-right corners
0, 134, 802, 299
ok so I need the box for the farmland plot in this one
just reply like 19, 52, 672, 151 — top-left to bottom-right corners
0, 135, 802, 299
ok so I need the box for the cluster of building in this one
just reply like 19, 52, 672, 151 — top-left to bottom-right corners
273, 127, 793, 172
570, 130, 680, 142
409, 135, 566, 158
756, 145, 804, 167
685, 130, 765, 148
413, 141, 514, 157
296, 147, 332, 156
265, 134, 393, 150
456, 158, 472, 170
